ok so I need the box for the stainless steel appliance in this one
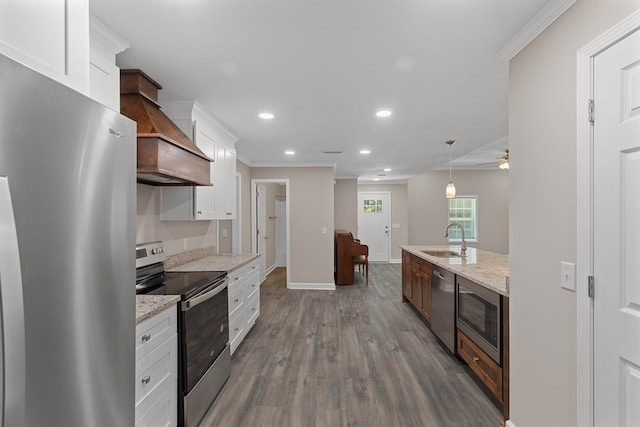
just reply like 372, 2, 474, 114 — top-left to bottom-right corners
456, 276, 501, 363
0, 53, 136, 425
431, 267, 456, 353
136, 242, 230, 427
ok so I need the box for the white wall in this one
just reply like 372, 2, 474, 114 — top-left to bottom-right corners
508, 1, 640, 426
407, 170, 509, 254
136, 183, 217, 255
237, 160, 252, 253
251, 167, 335, 286
357, 183, 409, 262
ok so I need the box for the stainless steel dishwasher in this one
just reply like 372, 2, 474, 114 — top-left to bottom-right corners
431, 266, 456, 353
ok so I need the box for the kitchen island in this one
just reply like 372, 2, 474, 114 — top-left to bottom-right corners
400, 245, 510, 422
400, 245, 509, 296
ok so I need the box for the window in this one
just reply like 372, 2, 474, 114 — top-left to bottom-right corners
447, 196, 478, 241
363, 199, 383, 213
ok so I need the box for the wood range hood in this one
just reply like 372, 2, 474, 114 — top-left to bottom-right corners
120, 69, 212, 186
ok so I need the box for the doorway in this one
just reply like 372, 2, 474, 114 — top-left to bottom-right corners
357, 191, 391, 262
251, 179, 290, 287
577, 11, 640, 426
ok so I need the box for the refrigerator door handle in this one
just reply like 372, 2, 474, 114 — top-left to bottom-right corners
0, 177, 26, 426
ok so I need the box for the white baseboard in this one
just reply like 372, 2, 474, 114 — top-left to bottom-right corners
506, 420, 517, 427
389, 258, 401, 264
288, 282, 336, 290
266, 264, 277, 275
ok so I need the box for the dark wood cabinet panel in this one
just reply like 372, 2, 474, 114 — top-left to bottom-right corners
401, 250, 432, 323
457, 329, 503, 402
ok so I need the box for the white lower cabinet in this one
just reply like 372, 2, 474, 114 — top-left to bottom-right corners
135, 306, 178, 427
228, 257, 261, 355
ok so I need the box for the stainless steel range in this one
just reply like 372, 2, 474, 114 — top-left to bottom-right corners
136, 242, 231, 427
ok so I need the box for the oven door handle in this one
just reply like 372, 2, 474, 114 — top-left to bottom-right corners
181, 280, 228, 311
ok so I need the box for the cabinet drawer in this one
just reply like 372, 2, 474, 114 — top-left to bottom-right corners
229, 311, 246, 355
136, 306, 177, 362
135, 335, 177, 404
246, 292, 260, 327
228, 283, 245, 318
457, 329, 503, 402
412, 256, 432, 274
245, 273, 260, 300
135, 382, 177, 427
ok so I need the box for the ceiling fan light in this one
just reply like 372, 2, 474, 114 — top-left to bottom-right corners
445, 181, 456, 198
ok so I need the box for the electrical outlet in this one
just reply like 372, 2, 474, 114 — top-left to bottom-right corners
222, 228, 228, 237
183, 238, 188, 250
321, 227, 327, 235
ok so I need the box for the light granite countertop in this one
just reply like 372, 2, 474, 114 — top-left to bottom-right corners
136, 295, 180, 323
166, 253, 261, 273
400, 245, 509, 296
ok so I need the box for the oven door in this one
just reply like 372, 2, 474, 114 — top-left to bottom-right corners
180, 278, 229, 393
456, 276, 501, 364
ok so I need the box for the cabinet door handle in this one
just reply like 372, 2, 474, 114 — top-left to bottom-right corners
141, 334, 151, 343
226, 212, 232, 215
234, 298, 239, 303
472, 357, 480, 362
141, 375, 151, 385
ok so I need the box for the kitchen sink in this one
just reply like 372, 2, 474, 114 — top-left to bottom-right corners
421, 250, 462, 258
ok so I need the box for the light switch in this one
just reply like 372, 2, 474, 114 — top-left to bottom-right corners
321, 227, 327, 235
222, 228, 228, 237
392, 223, 400, 229
561, 261, 576, 292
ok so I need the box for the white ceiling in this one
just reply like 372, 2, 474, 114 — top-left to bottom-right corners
90, 0, 552, 182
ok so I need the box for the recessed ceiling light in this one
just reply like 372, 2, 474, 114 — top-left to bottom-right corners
373, 178, 380, 181
259, 112, 274, 119
376, 110, 392, 118
360, 150, 371, 154
284, 150, 295, 155
384, 168, 391, 172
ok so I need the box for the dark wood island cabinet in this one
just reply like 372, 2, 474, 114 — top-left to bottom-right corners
401, 247, 510, 423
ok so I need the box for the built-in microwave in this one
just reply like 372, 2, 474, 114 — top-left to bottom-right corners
456, 275, 501, 364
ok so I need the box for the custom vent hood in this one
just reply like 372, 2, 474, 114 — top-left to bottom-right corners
120, 69, 212, 186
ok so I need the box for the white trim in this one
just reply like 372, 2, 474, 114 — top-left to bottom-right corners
288, 282, 336, 291
232, 172, 241, 254
505, 420, 517, 427
389, 258, 401, 264
266, 263, 277, 276
89, 14, 130, 54
576, 9, 640, 427
497, 0, 577, 61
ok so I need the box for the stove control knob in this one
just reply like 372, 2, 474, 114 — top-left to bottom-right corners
151, 248, 158, 254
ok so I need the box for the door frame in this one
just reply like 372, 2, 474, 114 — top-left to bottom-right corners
232, 172, 241, 253
576, 10, 640, 426
251, 178, 290, 287
357, 191, 391, 262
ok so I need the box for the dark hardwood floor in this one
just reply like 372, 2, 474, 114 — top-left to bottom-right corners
200, 264, 502, 426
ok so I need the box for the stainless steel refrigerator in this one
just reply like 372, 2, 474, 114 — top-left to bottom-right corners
0, 53, 136, 426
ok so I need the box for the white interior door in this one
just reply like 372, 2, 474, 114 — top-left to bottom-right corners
357, 192, 390, 262
256, 184, 267, 283
593, 29, 640, 426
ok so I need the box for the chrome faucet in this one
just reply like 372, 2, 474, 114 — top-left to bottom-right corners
444, 223, 467, 255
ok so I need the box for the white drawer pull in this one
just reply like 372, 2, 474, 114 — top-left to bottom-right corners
141, 375, 151, 385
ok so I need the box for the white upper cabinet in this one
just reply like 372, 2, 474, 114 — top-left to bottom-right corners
0, 0, 90, 94
161, 101, 239, 221
89, 14, 129, 111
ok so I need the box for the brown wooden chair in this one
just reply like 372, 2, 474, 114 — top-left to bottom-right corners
351, 240, 369, 285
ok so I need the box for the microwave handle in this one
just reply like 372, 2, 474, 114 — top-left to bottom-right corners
0, 177, 26, 426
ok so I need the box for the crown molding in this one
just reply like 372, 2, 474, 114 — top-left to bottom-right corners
497, 0, 577, 61
89, 14, 130, 54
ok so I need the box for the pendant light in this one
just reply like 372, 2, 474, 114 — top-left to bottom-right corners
445, 140, 456, 198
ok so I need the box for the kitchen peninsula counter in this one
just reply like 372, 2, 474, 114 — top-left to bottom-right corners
136, 295, 181, 323
400, 245, 509, 296
166, 253, 260, 273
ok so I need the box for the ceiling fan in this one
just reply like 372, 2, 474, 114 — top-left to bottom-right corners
479, 150, 509, 170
